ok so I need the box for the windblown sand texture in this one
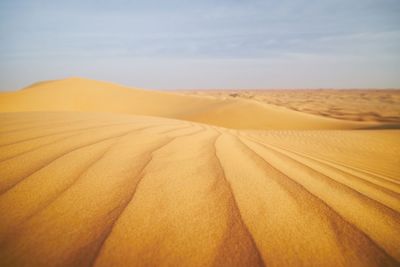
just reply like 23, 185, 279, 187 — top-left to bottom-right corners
0, 78, 399, 267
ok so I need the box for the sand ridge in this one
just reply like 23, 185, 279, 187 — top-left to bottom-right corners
0, 78, 386, 130
0, 79, 399, 267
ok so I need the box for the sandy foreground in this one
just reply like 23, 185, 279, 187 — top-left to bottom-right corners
0, 78, 399, 267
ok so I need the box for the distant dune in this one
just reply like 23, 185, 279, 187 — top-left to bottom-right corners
0, 78, 399, 266
0, 77, 383, 130
181, 89, 400, 124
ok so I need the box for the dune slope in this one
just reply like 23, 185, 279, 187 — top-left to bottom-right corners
0, 112, 399, 267
0, 78, 379, 130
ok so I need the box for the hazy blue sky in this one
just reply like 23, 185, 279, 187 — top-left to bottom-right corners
1, 0, 399, 90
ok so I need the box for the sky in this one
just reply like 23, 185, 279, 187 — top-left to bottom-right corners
0, 0, 399, 90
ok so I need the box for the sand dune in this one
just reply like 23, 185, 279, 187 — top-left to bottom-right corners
182, 89, 400, 124
0, 79, 399, 266
0, 78, 382, 130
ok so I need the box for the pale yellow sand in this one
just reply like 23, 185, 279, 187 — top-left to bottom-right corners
0, 79, 399, 267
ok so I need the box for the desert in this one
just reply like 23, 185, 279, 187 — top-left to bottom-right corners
0, 78, 399, 266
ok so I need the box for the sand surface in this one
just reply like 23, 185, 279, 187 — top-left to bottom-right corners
0, 78, 388, 130
0, 78, 399, 267
181, 89, 400, 124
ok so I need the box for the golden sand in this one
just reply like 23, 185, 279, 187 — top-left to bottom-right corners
0, 78, 399, 266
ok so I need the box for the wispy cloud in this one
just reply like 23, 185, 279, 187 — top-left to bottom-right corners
0, 0, 399, 89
